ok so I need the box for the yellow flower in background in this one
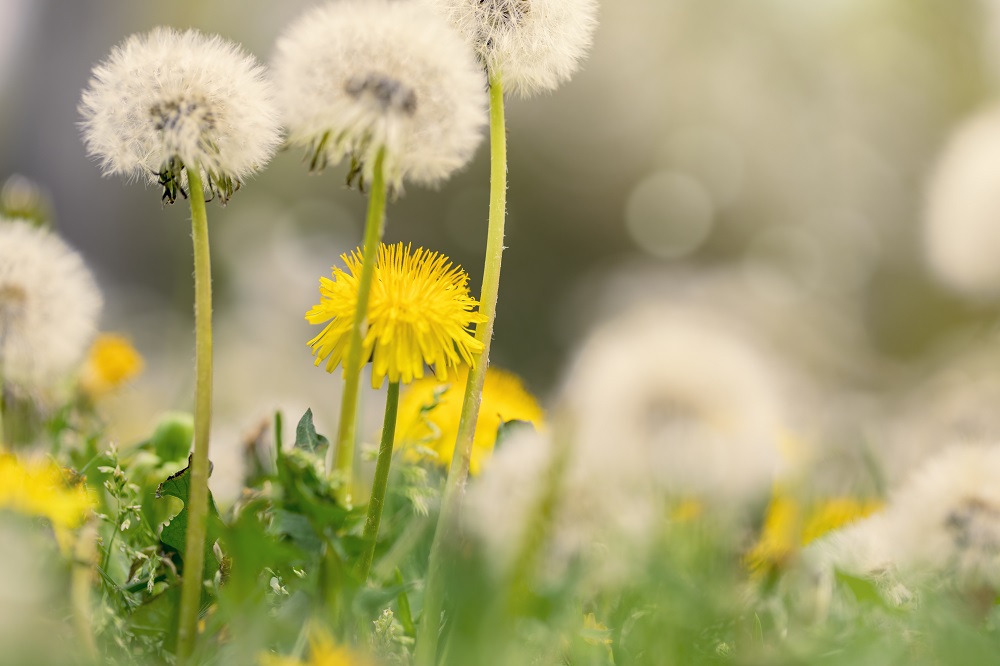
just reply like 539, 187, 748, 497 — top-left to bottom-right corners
746, 489, 882, 578
259, 627, 371, 666
801, 497, 882, 545
79, 333, 144, 397
397, 366, 544, 475
0, 454, 93, 529
746, 493, 801, 576
306, 243, 486, 388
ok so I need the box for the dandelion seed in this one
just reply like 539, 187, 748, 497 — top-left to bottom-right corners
923, 105, 1000, 298
0, 218, 102, 388
306, 243, 485, 388
79, 27, 281, 204
273, 0, 487, 190
79, 333, 144, 398
430, 0, 599, 97
397, 365, 544, 474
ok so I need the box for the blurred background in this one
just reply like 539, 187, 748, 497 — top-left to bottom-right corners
4, 0, 1000, 494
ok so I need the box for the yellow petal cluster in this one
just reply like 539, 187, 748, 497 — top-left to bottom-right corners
79, 333, 144, 397
306, 243, 485, 388
746, 490, 882, 578
397, 366, 544, 475
260, 628, 372, 666
0, 454, 94, 529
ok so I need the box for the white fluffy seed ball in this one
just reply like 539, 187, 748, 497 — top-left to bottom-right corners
924, 106, 1000, 299
0, 219, 103, 388
273, 0, 487, 190
430, 0, 599, 97
79, 27, 281, 202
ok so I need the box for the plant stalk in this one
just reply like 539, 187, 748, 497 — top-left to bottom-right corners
416, 71, 507, 666
331, 149, 388, 506
355, 380, 400, 581
176, 167, 214, 661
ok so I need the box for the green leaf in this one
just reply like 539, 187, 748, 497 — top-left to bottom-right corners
835, 570, 894, 610
155, 459, 223, 578
295, 408, 329, 454
495, 419, 534, 451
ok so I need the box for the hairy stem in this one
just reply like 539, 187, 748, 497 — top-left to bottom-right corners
331, 148, 388, 505
176, 167, 214, 661
416, 71, 507, 666
355, 381, 400, 581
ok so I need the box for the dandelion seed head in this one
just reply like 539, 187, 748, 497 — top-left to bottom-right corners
562, 305, 788, 503
273, 0, 487, 189
306, 243, 485, 388
923, 106, 1000, 298
881, 444, 1000, 589
0, 219, 102, 388
79, 27, 281, 203
431, 0, 599, 97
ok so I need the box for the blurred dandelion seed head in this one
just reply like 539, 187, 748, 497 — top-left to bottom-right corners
0, 219, 102, 389
79, 27, 281, 202
881, 445, 1000, 589
273, 0, 487, 189
431, 0, 599, 97
306, 243, 485, 388
923, 105, 1000, 299
563, 305, 788, 503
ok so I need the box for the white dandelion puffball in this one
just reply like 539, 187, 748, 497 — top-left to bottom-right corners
79, 27, 281, 203
272, 0, 487, 190
880, 445, 1000, 589
466, 427, 655, 585
0, 219, 102, 388
923, 106, 1000, 298
561, 305, 789, 503
430, 0, 599, 97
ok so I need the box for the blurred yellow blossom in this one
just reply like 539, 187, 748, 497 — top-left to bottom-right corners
0, 454, 93, 529
79, 333, 144, 397
397, 366, 544, 475
746, 489, 881, 578
259, 627, 371, 666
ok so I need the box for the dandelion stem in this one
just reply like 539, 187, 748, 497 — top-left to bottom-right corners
332, 147, 388, 504
356, 380, 400, 581
177, 167, 214, 662
416, 72, 507, 666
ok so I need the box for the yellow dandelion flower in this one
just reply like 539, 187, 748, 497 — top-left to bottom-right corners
397, 366, 544, 475
0, 454, 94, 529
747, 490, 882, 578
746, 493, 801, 577
259, 628, 371, 666
306, 243, 486, 388
801, 497, 882, 546
79, 333, 145, 397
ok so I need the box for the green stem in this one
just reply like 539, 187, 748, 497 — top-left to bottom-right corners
176, 167, 214, 661
331, 148, 388, 505
355, 381, 400, 581
416, 71, 507, 666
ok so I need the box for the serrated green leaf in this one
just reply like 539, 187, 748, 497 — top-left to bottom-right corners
295, 408, 329, 453
155, 459, 223, 578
